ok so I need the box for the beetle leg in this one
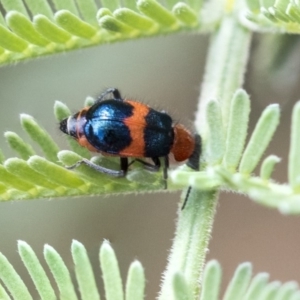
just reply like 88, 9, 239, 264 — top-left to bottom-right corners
182, 134, 201, 209
129, 157, 168, 189
129, 157, 161, 172
120, 157, 129, 175
96, 88, 123, 103
65, 158, 125, 177
186, 134, 201, 171
181, 186, 191, 210
163, 156, 169, 189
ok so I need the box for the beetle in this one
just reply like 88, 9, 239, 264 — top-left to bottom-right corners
59, 88, 201, 195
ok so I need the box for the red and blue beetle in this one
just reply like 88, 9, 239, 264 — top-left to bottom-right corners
59, 88, 201, 187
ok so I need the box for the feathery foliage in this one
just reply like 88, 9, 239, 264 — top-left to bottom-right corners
0, 0, 300, 298
0, 0, 217, 65
242, 0, 300, 33
0, 241, 299, 299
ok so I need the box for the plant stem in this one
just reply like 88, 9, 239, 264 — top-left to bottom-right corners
159, 14, 251, 300
196, 16, 251, 139
159, 190, 218, 299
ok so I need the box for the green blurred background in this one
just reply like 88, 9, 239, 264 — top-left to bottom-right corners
0, 33, 299, 298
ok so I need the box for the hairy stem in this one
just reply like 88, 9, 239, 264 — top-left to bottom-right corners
159, 190, 218, 299
196, 16, 251, 139
159, 13, 252, 300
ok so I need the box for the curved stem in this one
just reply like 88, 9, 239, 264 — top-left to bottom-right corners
196, 16, 251, 139
159, 190, 218, 299
159, 14, 252, 300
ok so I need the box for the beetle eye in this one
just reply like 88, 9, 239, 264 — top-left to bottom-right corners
59, 118, 68, 135
59, 116, 78, 138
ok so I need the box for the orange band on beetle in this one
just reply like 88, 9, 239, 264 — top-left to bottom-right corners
118, 100, 149, 157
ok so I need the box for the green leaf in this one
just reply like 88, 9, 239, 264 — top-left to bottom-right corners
44, 245, 78, 300
274, 281, 299, 300
244, 273, 270, 300
246, 0, 261, 11
186, 0, 203, 11
0, 241, 152, 300
261, 0, 276, 7
206, 100, 225, 165
260, 155, 281, 180
137, 0, 179, 29
23, 0, 54, 19
199, 260, 222, 300
259, 7, 278, 22
4, 131, 35, 160
239, 104, 280, 175
0, 252, 32, 300
123, 0, 138, 11
258, 281, 281, 300
100, 241, 124, 300
18, 241, 56, 300
271, 7, 290, 22
57, 150, 115, 186
0, 164, 36, 192
84, 96, 96, 107
1, 0, 29, 17
51, 0, 79, 15
172, 3, 198, 27
4, 158, 62, 191
165, 0, 180, 9
286, 4, 300, 23
20, 114, 60, 163
223, 262, 252, 300
97, 8, 113, 20
274, 0, 290, 12
53, 100, 72, 121
242, 0, 300, 33
33, 15, 73, 44
55, 10, 98, 39
0, 24, 29, 53
101, 0, 121, 11
71, 240, 100, 300
0, 0, 204, 65
28, 155, 88, 191
289, 102, 300, 190
76, 0, 98, 25
125, 260, 145, 300
99, 15, 139, 36
114, 8, 158, 33
291, 291, 300, 300
0, 283, 11, 300
223, 89, 250, 171
0, 239, 300, 300
172, 272, 193, 300
6, 11, 51, 46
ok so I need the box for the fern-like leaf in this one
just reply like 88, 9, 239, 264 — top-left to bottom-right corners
0, 0, 211, 65
0, 241, 299, 299
242, 0, 300, 34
